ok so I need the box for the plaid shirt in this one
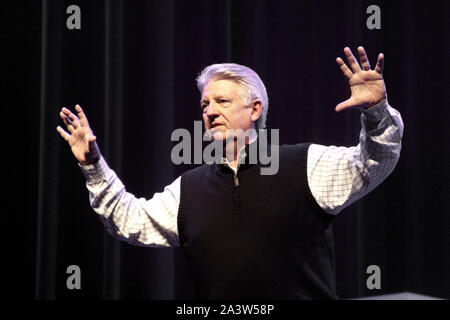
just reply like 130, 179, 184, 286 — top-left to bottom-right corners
80, 99, 404, 247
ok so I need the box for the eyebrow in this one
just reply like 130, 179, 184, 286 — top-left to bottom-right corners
200, 95, 228, 104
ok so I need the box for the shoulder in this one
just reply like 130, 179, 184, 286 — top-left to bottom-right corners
181, 163, 214, 178
278, 142, 313, 159
279, 142, 312, 151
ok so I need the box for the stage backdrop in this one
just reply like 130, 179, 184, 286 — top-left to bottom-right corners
4, 0, 449, 299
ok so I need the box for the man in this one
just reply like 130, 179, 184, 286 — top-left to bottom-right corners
57, 47, 403, 299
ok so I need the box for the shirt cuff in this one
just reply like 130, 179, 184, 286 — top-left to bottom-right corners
78, 156, 111, 185
361, 99, 387, 122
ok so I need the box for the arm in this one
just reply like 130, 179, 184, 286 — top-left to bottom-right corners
308, 99, 403, 214
80, 157, 180, 247
57, 105, 180, 247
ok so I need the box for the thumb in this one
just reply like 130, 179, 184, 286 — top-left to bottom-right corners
335, 98, 357, 112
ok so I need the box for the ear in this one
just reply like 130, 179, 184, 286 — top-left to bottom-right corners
250, 99, 263, 123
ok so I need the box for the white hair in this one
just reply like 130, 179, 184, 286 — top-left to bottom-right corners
196, 63, 269, 130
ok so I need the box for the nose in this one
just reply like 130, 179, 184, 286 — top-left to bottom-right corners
206, 102, 219, 118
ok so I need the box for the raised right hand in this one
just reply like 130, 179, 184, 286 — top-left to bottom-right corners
57, 104, 100, 165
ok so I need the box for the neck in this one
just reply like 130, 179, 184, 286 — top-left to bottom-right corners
223, 129, 258, 168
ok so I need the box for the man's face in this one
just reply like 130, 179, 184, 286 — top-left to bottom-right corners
201, 79, 255, 141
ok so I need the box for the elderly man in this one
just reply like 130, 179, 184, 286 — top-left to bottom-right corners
57, 47, 403, 299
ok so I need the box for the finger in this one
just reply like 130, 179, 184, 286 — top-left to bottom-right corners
344, 47, 362, 73
61, 108, 80, 128
60, 111, 74, 133
75, 104, 90, 128
357, 46, 371, 71
56, 126, 71, 142
374, 53, 384, 74
336, 57, 354, 80
335, 97, 357, 112
61, 107, 80, 128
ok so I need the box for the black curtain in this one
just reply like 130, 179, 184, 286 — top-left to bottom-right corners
4, 0, 449, 299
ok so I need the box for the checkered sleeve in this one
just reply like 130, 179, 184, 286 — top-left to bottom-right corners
79, 156, 181, 247
307, 99, 404, 215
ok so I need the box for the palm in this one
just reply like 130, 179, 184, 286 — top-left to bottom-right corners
68, 126, 96, 162
335, 47, 387, 112
57, 105, 100, 165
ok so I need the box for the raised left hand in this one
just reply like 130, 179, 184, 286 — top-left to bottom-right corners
335, 46, 386, 112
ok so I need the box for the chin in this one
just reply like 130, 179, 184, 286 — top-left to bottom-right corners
211, 131, 227, 141
206, 128, 227, 141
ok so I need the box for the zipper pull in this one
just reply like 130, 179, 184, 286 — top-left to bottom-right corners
234, 174, 240, 187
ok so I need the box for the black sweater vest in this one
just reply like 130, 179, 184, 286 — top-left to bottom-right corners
178, 142, 338, 299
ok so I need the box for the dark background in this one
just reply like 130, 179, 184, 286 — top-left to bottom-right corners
2, 0, 449, 300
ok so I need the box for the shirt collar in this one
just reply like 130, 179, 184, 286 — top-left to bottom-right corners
219, 130, 258, 166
